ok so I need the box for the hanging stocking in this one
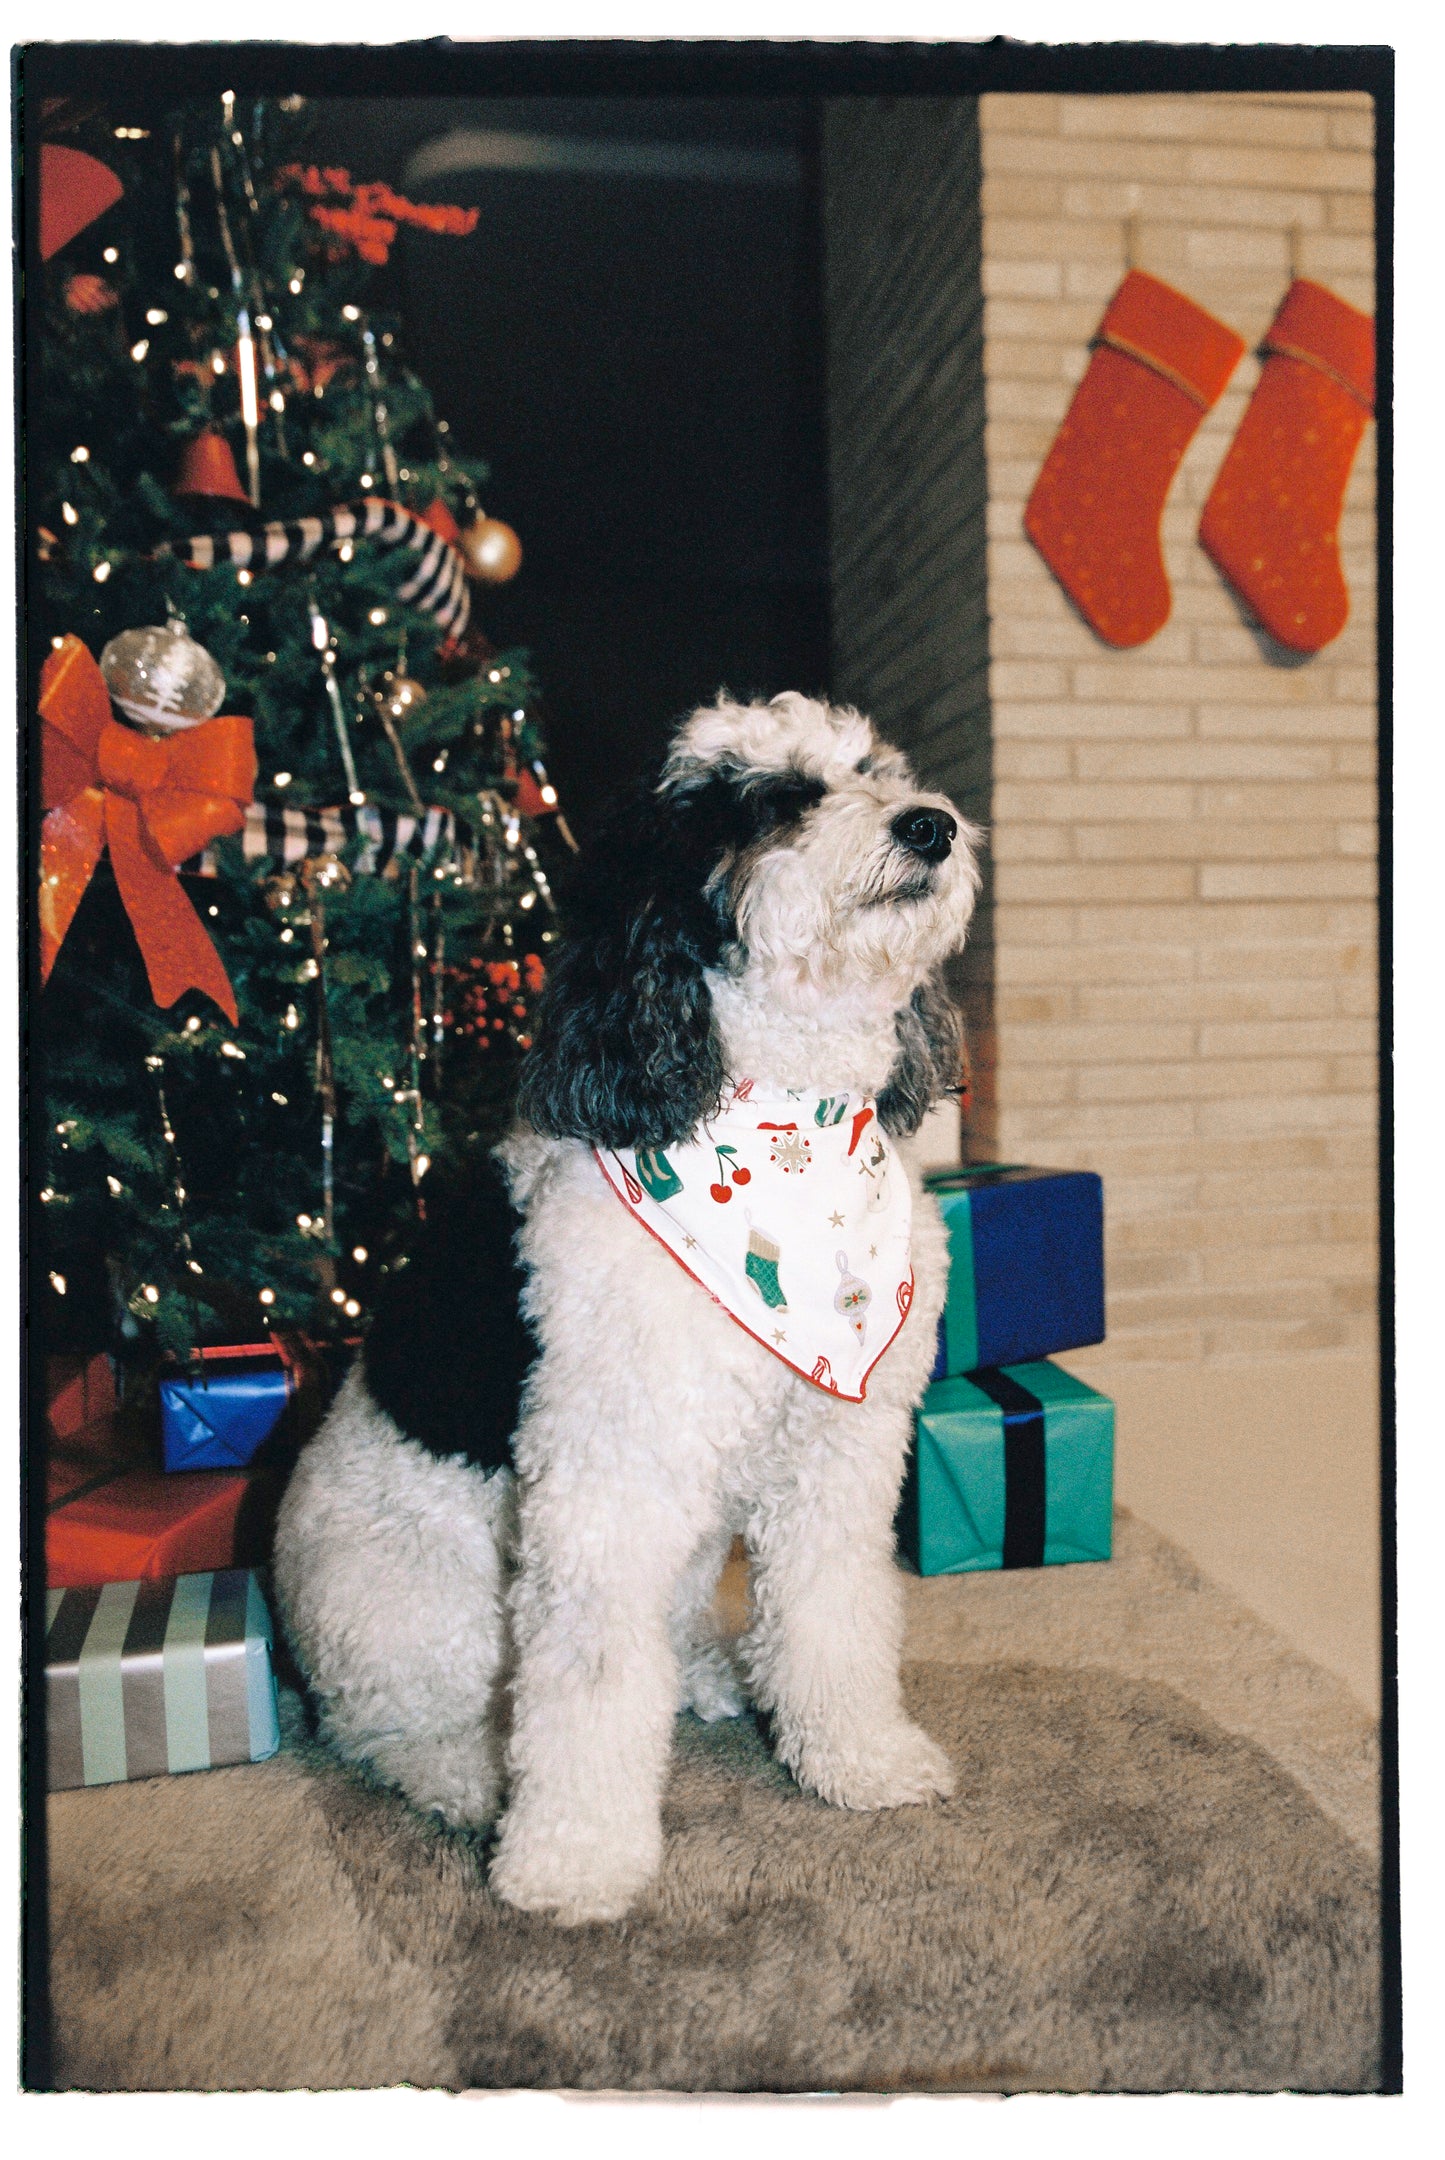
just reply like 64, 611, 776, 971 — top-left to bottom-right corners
1198, 279, 1375, 655
1024, 270, 1245, 647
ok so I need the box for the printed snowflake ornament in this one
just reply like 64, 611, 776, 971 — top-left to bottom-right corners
760, 1123, 812, 1174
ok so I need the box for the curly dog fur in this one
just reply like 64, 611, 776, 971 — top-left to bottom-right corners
274, 692, 981, 1923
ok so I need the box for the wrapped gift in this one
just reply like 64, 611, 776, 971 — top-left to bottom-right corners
927, 1163, 1105, 1378
896, 1359, 1114, 1575
47, 1464, 258, 1590
46, 1568, 281, 1791
46, 1351, 116, 1445
160, 1342, 300, 1473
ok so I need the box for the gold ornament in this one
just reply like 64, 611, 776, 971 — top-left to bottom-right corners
372, 670, 428, 725
458, 513, 523, 585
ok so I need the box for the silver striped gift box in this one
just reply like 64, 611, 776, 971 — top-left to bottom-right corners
46, 1569, 281, 1792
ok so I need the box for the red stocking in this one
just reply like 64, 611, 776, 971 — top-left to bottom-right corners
1024, 270, 1245, 648
1198, 279, 1375, 654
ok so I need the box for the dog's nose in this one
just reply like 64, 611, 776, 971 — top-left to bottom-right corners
891, 806, 957, 864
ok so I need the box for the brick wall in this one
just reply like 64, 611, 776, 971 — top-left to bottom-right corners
825, 91, 1378, 1367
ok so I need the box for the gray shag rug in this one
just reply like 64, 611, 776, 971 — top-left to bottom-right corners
47, 1511, 1381, 2093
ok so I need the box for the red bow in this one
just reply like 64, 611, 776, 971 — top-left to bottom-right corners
40, 636, 256, 1024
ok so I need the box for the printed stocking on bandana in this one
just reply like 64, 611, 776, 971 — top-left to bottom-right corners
1198, 279, 1375, 655
1024, 270, 1245, 647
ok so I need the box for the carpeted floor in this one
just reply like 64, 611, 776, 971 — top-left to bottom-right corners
46, 1510, 1382, 2093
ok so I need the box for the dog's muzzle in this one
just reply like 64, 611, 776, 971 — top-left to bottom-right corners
890, 806, 957, 865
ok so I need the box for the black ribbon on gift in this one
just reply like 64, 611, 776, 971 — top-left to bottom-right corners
969, 1367, 1047, 1568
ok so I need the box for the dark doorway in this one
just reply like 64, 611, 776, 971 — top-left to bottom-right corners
305, 96, 831, 836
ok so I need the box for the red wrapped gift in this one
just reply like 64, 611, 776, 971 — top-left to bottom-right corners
46, 1351, 116, 1445
46, 1465, 258, 1590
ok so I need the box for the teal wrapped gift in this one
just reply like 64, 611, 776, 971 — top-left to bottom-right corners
46, 1568, 281, 1791
896, 1360, 1113, 1575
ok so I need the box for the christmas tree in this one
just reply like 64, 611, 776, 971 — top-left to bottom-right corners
34, 92, 571, 1363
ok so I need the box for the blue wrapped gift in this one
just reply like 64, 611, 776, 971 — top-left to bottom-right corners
896, 1359, 1113, 1575
160, 1344, 296, 1473
927, 1163, 1105, 1378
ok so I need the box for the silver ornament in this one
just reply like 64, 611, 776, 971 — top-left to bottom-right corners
99, 620, 226, 734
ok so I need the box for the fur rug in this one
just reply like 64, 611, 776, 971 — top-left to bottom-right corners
46, 1511, 1380, 2093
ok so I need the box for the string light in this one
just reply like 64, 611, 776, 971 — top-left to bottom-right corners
184, 1016, 202, 1033
352, 1246, 368, 1263
259, 1287, 276, 1306
272, 1091, 288, 1105
302, 451, 317, 467
367, 607, 387, 625
274, 771, 292, 787
61, 502, 78, 525
283, 1004, 300, 1029
289, 276, 303, 294
92, 562, 111, 583
102, 246, 119, 264
146, 308, 168, 325
344, 1299, 361, 1319
131, 339, 149, 362
49, 1272, 66, 1295
342, 304, 360, 321
359, 474, 374, 490
106, 1175, 122, 1195
297, 1213, 312, 1230
142, 1284, 159, 1303
330, 1288, 346, 1305
70, 445, 89, 463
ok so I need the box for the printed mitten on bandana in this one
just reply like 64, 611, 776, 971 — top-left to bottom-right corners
1024, 270, 1246, 647
1198, 279, 1375, 654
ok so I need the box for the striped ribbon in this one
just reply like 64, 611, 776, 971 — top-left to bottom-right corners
238, 797, 465, 876
155, 497, 471, 639
46, 1568, 280, 1790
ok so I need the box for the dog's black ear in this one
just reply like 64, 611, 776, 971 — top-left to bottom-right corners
877, 972, 966, 1139
516, 773, 736, 1150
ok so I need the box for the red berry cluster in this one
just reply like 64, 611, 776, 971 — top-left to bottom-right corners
442, 951, 545, 1053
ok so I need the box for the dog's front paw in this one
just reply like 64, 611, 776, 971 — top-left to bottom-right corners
489, 1814, 661, 1925
679, 1641, 748, 1723
359, 1725, 502, 1831
794, 1720, 956, 1812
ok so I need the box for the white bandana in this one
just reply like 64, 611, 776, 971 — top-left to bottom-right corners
595, 1079, 915, 1401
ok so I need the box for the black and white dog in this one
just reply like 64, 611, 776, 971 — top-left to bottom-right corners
274, 692, 981, 1923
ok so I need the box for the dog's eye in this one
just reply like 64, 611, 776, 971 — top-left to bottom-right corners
743, 770, 828, 836
854, 756, 873, 775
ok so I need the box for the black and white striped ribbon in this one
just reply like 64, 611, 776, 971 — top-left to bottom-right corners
184, 798, 467, 879
240, 797, 464, 875
156, 498, 472, 638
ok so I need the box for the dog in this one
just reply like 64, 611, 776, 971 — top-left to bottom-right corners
273, 691, 982, 1924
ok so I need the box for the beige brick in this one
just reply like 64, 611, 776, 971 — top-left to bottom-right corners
996, 942, 1197, 987
1198, 1017, 1375, 1059
1078, 741, 1333, 782
1078, 1057, 1330, 1104
1109, 1250, 1204, 1292
981, 258, 1065, 300
1327, 193, 1374, 233
979, 94, 1063, 135
1202, 1318, 1360, 1357
1202, 1240, 1375, 1287
986, 214, 1122, 261
981, 173, 1066, 218
990, 824, 1072, 864
1076, 821, 1341, 863
985, 341, 1077, 386
1072, 1327, 1204, 1365
1337, 823, 1376, 857
996, 989, 1077, 1025
1196, 703, 1375, 741
1077, 979, 1336, 1025
1055, 96, 1331, 151
1061, 180, 1328, 230
996, 864, 1195, 904
1330, 1055, 1377, 1091
1328, 110, 1375, 151
1000, 703, 1194, 743
1196, 782, 1375, 818
1198, 1167, 1377, 1212
1197, 939, 1372, 980
1000, 1020, 1194, 1065
1332, 746, 1378, 779
992, 740, 1073, 779
1184, 143, 1373, 192
992, 780, 1192, 821
985, 298, 1103, 343
987, 132, 1193, 184
995, 1100, 1196, 1145
1198, 861, 1376, 901
1195, 1092, 1375, 1139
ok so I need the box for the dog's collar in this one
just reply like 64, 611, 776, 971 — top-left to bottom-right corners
595, 1079, 915, 1400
